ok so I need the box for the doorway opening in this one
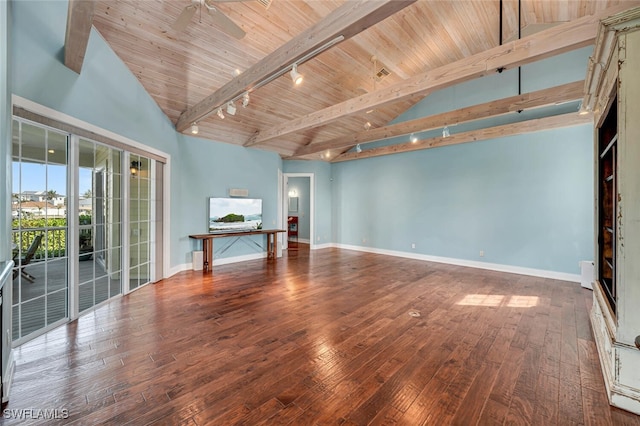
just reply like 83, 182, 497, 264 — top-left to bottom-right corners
282, 173, 314, 252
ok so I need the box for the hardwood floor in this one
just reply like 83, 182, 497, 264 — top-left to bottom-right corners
12, 258, 123, 340
3, 247, 640, 425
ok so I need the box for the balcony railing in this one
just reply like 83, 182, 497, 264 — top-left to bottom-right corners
12, 227, 67, 261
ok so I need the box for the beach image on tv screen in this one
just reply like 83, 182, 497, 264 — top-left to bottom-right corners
209, 198, 262, 232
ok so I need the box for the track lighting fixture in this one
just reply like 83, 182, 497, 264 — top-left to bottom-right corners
226, 101, 237, 116
290, 64, 303, 85
364, 121, 372, 131
356, 144, 362, 153
442, 126, 450, 138
190, 122, 199, 134
180, 36, 345, 132
410, 133, 418, 143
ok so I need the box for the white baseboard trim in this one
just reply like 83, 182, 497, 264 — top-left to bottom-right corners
312, 243, 335, 250
334, 244, 581, 283
171, 244, 580, 283
169, 253, 268, 277
168, 263, 190, 277
2, 350, 15, 402
288, 239, 311, 245
213, 252, 267, 266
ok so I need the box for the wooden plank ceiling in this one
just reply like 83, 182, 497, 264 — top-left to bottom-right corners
91, 0, 634, 161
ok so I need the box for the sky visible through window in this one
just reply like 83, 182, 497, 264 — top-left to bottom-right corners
11, 162, 89, 197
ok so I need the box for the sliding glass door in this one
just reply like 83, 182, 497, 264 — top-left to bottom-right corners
11, 115, 163, 343
128, 154, 153, 291
11, 120, 68, 342
77, 139, 123, 312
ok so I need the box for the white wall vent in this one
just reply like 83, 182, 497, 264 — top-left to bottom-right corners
229, 188, 249, 197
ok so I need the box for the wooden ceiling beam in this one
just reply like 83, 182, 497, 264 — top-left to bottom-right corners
331, 112, 592, 163
247, 4, 632, 148
291, 80, 584, 158
64, 0, 96, 74
175, 0, 417, 132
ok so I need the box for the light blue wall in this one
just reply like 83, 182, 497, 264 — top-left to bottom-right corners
333, 126, 594, 273
521, 47, 594, 92
287, 177, 310, 240
10, 0, 282, 270
283, 160, 333, 245
178, 135, 281, 262
332, 49, 595, 275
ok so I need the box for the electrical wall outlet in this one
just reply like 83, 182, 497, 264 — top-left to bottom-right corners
479, 250, 484, 257
411, 243, 416, 249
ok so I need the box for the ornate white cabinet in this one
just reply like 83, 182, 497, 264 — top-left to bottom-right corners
584, 7, 640, 415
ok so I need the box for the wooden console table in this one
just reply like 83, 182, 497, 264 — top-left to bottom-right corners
189, 229, 286, 272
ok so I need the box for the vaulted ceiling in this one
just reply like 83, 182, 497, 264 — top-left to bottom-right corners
82, 0, 637, 161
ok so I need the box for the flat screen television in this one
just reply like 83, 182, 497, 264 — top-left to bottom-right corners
209, 197, 262, 233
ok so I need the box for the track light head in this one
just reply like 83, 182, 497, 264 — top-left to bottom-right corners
226, 101, 237, 116
217, 108, 225, 119
242, 92, 250, 108
442, 126, 450, 138
364, 121, 372, 131
290, 64, 303, 85
410, 133, 418, 143
190, 122, 199, 134
356, 144, 362, 153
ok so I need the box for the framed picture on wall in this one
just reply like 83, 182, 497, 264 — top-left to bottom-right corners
289, 196, 298, 212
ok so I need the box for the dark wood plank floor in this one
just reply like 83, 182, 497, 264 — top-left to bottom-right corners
3, 246, 640, 425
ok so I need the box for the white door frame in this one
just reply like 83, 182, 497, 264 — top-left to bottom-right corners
281, 172, 314, 250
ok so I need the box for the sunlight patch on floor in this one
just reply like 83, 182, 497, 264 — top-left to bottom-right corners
457, 294, 539, 308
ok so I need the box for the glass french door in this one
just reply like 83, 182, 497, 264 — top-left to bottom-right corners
11, 119, 69, 342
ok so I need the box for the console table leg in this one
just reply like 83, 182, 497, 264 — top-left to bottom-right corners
266, 233, 277, 260
203, 239, 213, 272
272, 233, 278, 259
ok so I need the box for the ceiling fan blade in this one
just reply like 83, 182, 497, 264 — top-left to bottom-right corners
172, 4, 198, 32
206, 6, 246, 39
